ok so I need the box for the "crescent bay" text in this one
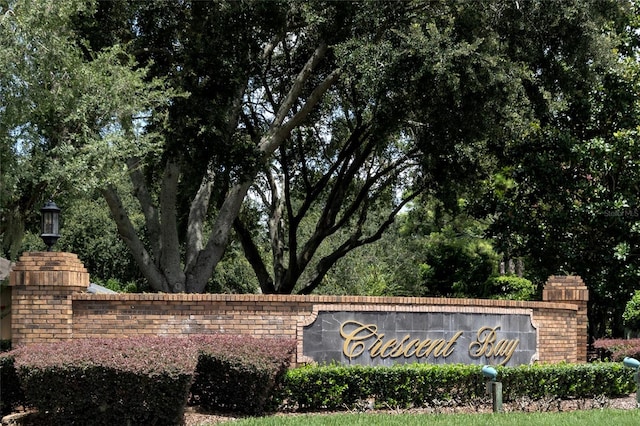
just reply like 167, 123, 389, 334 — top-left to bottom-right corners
340, 321, 519, 365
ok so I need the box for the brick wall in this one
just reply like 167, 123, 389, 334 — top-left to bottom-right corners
9, 252, 589, 364
542, 275, 589, 362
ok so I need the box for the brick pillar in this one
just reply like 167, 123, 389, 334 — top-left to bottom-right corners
543, 275, 589, 362
9, 252, 89, 346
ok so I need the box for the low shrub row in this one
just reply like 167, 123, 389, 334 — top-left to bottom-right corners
3, 339, 637, 422
272, 362, 637, 411
0, 335, 295, 424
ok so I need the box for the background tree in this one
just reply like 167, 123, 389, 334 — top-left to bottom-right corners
317, 197, 501, 299
473, 0, 640, 337
0, 0, 168, 259
231, 0, 534, 294
2, 0, 337, 292
69, 0, 347, 293
3, 0, 637, 325
232, 0, 631, 296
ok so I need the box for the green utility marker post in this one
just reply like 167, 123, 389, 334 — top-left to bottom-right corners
623, 357, 640, 406
482, 365, 503, 413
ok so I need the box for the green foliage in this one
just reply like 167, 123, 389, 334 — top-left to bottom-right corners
317, 199, 503, 298
470, 1, 640, 338
623, 291, 640, 332
318, 224, 410, 297
499, 363, 633, 401
274, 362, 635, 412
483, 275, 536, 301
57, 195, 145, 287
394, 199, 500, 298
2, 0, 637, 305
0, 0, 169, 260
207, 244, 260, 294
421, 228, 498, 298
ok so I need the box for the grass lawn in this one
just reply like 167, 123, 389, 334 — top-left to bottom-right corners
223, 409, 640, 426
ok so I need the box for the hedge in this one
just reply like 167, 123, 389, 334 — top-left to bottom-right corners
189, 334, 296, 414
4, 335, 296, 424
273, 362, 636, 411
13, 337, 199, 425
3, 338, 637, 421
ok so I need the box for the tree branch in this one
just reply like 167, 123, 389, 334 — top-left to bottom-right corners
187, 43, 337, 293
266, 165, 287, 289
185, 168, 215, 271
186, 180, 252, 293
297, 189, 423, 295
102, 185, 168, 292
186, 79, 246, 272
234, 217, 275, 294
126, 157, 161, 262
159, 160, 186, 292
259, 43, 339, 156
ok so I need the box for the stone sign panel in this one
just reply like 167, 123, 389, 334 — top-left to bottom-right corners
302, 310, 538, 366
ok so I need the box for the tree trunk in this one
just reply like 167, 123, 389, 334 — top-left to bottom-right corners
105, 42, 337, 293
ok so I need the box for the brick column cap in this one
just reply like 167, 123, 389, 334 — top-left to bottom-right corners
11, 252, 87, 272
9, 252, 89, 288
542, 275, 589, 302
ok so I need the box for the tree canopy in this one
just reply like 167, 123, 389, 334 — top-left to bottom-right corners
3, 0, 640, 338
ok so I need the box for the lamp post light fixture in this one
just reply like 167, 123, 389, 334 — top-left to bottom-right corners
623, 357, 640, 406
482, 365, 503, 413
40, 200, 61, 251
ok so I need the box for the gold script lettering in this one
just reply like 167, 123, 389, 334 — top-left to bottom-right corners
468, 326, 519, 365
390, 335, 412, 358
442, 331, 464, 357
379, 338, 398, 358
341, 322, 379, 360
339, 321, 463, 360
402, 339, 421, 357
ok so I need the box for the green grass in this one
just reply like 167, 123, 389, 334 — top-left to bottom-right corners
224, 409, 640, 426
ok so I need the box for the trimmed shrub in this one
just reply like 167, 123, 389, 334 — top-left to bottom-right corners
0, 354, 24, 416
274, 362, 635, 411
483, 275, 536, 301
499, 362, 633, 400
8, 335, 296, 421
275, 364, 486, 411
13, 337, 200, 425
189, 335, 296, 415
593, 338, 640, 361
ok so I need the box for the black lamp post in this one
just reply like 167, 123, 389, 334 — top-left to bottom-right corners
40, 200, 61, 251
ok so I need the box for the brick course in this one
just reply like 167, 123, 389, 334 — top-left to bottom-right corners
9, 252, 589, 364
